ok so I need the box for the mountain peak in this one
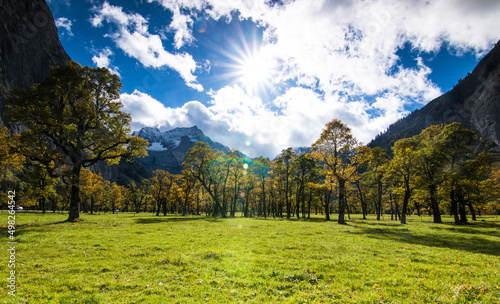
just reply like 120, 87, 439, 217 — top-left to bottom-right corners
133, 125, 230, 174
133, 125, 229, 153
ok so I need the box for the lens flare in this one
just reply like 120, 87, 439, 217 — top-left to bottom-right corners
194, 19, 207, 33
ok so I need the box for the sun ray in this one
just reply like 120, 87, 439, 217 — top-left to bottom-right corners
199, 22, 276, 96
236, 51, 273, 94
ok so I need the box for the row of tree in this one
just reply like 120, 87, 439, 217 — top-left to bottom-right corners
178, 120, 500, 224
1, 62, 499, 224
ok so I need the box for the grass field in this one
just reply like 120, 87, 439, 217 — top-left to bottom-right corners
1, 212, 499, 303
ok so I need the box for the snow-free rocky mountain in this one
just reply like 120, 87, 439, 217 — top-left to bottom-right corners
0, 0, 70, 126
131, 126, 230, 175
369, 40, 500, 154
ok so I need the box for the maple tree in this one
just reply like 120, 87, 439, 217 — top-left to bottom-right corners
7, 61, 148, 221
312, 119, 359, 224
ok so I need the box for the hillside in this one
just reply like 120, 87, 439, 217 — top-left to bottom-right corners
369, 40, 500, 152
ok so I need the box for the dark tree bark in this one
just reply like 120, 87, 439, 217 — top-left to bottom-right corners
68, 165, 81, 222
338, 178, 347, 225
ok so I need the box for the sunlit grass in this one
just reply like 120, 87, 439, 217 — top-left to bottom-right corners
1, 212, 499, 303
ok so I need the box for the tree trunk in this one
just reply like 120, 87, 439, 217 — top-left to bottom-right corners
67, 165, 82, 222
450, 188, 460, 224
355, 181, 367, 220
376, 180, 383, 220
400, 182, 410, 224
40, 196, 46, 214
52, 197, 57, 213
286, 190, 291, 219
321, 191, 331, 221
155, 199, 161, 216
414, 201, 421, 217
324, 197, 330, 221
338, 178, 346, 225
244, 190, 250, 217
395, 198, 400, 221
222, 181, 228, 217
307, 191, 312, 219
296, 185, 301, 219
346, 197, 351, 220
429, 185, 442, 223
467, 202, 477, 221
262, 184, 267, 219
301, 191, 306, 219
458, 196, 467, 224
90, 196, 94, 215
162, 199, 167, 216
389, 193, 394, 220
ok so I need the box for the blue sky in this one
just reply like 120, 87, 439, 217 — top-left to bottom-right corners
48, 0, 500, 158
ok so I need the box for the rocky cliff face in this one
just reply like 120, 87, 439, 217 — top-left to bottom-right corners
369, 40, 500, 152
0, 0, 70, 124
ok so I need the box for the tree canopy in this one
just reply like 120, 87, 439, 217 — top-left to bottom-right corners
7, 61, 148, 221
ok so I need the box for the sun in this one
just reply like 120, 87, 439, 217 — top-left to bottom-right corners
240, 55, 270, 86
210, 30, 276, 95
236, 52, 273, 94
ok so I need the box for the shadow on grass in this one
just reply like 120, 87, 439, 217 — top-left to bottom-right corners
351, 221, 500, 257
134, 216, 221, 224
431, 221, 500, 237
252, 216, 331, 223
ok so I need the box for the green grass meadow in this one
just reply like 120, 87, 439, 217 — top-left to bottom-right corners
1, 212, 499, 303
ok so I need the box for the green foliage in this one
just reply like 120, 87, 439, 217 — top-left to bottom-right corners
312, 119, 359, 224
7, 61, 148, 169
6, 61, 148, 221
0, 126, 24, 197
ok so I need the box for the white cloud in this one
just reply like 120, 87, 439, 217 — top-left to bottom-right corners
91, 2, 203, 91
153, 1, 196, 49
92, 47, 121, 77
121, 85, 413, 158
55, 17, 73, 36
121, 90, 174, 130
145, 0, 499, 96
123, 0, 500, 157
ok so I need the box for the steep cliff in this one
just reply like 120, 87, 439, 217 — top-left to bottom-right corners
369, 41, 500, 152
0, 0, 70, 124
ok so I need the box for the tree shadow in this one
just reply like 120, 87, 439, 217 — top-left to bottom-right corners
251, 216, 331, 223
350, 222, 500, 257
432, 221, 500, 238
134, 216, 220, 224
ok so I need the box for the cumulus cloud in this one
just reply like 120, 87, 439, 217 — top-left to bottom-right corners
90, 2, 203, 91
92, 47, 121, 76
55, 17, 73, 36
147, 0, 499, 95
121, 86, 408, 158
122, 0, 500, 157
